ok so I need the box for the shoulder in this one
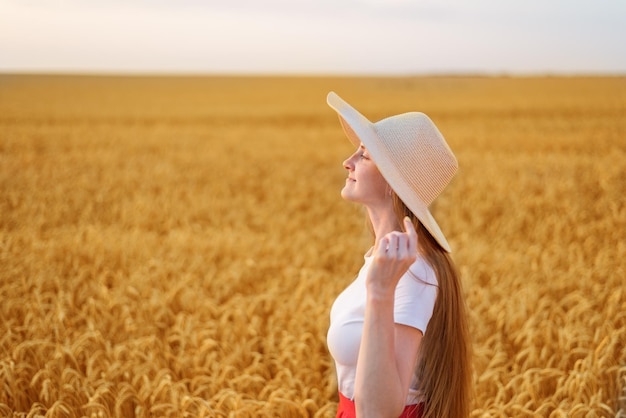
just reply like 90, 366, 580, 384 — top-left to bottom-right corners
404, 256, 438, 287
395, 256, 438, 303
394, 256, 439, 331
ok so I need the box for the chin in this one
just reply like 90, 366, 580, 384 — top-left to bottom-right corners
340, 188, 357, 203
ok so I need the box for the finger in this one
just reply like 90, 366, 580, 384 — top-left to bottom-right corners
376, 236, 389, 257
387, 233, 399, 256
403, 216, 418, 255
396, 234, 409, 259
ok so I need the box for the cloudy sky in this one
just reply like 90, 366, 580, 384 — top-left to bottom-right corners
1, 0, 625, 75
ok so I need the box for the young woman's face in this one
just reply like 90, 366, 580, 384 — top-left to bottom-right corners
341, 144, 390, 207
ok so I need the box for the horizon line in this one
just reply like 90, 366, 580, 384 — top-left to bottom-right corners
1, 69, 625, 78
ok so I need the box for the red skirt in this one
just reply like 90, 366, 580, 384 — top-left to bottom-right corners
336, 391, 424, 418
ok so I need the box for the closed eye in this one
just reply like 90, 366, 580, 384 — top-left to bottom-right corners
358, 144, 370, 160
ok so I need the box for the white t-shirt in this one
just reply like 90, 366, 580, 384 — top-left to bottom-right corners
326, 252, 438, 403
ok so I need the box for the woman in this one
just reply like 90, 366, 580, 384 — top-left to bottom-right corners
326, 92, 471, 418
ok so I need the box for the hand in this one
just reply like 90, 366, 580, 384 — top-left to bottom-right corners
366, 217, 419, 298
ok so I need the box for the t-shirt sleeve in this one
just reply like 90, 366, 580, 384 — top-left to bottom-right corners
393, 261, 438, 333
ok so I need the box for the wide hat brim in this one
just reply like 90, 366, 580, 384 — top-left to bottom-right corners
327, 91, 455, 252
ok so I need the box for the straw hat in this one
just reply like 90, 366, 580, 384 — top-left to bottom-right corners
327, 91, 458, 252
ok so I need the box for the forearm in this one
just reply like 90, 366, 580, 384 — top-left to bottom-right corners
354, 291, 405, 418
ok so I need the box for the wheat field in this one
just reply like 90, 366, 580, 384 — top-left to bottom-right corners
0, 75, 625, 417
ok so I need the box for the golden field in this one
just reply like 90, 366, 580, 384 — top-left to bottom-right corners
0, 74, 625, 417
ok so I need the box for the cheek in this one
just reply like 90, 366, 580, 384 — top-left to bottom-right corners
374, 177, 389, 197
365, 167, 389, 196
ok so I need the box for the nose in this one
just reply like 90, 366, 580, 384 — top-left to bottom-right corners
343, 150, 359, 171
343, 152, 357, 171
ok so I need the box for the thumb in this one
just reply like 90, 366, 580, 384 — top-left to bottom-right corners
403, 216, 418, 254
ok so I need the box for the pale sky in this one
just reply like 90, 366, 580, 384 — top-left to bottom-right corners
1, 0, 625, 75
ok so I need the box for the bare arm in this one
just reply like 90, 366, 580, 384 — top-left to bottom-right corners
354, 217, 423, 418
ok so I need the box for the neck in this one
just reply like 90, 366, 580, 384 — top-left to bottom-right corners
365, 203, 401, 252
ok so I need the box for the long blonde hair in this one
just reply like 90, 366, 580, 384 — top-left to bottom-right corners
392, 193, 472, 418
